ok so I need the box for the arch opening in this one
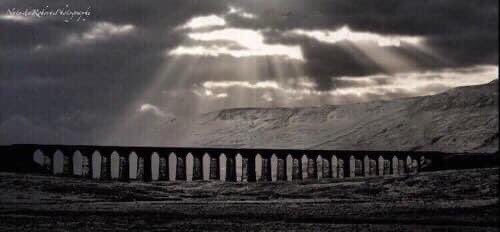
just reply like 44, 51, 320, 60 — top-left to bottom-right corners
33, 149, 45, 170
129, 152, 138, 180
53, 150, 64, 175
301, 155, 308, 180
255, 154, 262, 181
331, 155, 338, 178
202, 153, 211, 181
73, 151, 83, 176
219, 153, 227, 181
186, 153, 194, 181
110, 151, 120, 180
168, 152, 177, 181
151, 152, 160, 181
91, 151, 102, 179
235, 153, 243, 182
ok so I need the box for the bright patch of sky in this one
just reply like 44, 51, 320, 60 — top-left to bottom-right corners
228, 6, 256, 19
169, 8, 303, 60
66, 22, 135, 45
170, 28, 303, 60
290, 26, 423, 47
180, 15, 226, 29
194, 65, 498, 103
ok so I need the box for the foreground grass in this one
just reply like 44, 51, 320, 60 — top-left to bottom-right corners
0, 168, 498, 231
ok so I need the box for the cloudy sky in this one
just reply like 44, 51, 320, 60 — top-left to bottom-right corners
0, 0, 498, 145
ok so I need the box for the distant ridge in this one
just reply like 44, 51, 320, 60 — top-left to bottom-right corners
164, 80, 498, 153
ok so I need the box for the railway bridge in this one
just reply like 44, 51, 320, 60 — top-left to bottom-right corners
1, 144, 444, 182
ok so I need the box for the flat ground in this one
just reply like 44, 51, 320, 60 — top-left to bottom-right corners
0, 168, 498, 231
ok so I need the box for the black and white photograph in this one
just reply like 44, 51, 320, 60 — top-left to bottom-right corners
0, 0, 498, 231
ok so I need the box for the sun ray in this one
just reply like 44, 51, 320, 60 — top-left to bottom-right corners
354, 42, 420, 73
101, 55, 185, 144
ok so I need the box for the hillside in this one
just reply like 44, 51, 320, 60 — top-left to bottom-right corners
0, 168, 498, 230
168, 80, 498, 153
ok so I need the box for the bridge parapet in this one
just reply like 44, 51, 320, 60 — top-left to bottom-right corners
1, 144, 451, 182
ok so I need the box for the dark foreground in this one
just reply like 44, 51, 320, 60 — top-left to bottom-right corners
0, 168, 498, 231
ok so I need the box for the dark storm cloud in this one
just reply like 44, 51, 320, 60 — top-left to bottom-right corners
0, 0, 497, 145
299, 39, 455, 90
0, 0, 230, 144
230, 0, 497, 34
228, 0, 498, 89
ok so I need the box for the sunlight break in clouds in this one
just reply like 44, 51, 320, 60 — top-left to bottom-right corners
66, 22, 135, 45
202, 80, 281, 89
329, 65, 499, 97
228, 6, 256, 19
180, 15, 226, 29
291, 26, 423, 47
194, 66, 498, 105
195, 79, 322, 100
170, 28, 304, 60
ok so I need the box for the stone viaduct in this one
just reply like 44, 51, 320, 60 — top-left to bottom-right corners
1, 144, 444, 182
